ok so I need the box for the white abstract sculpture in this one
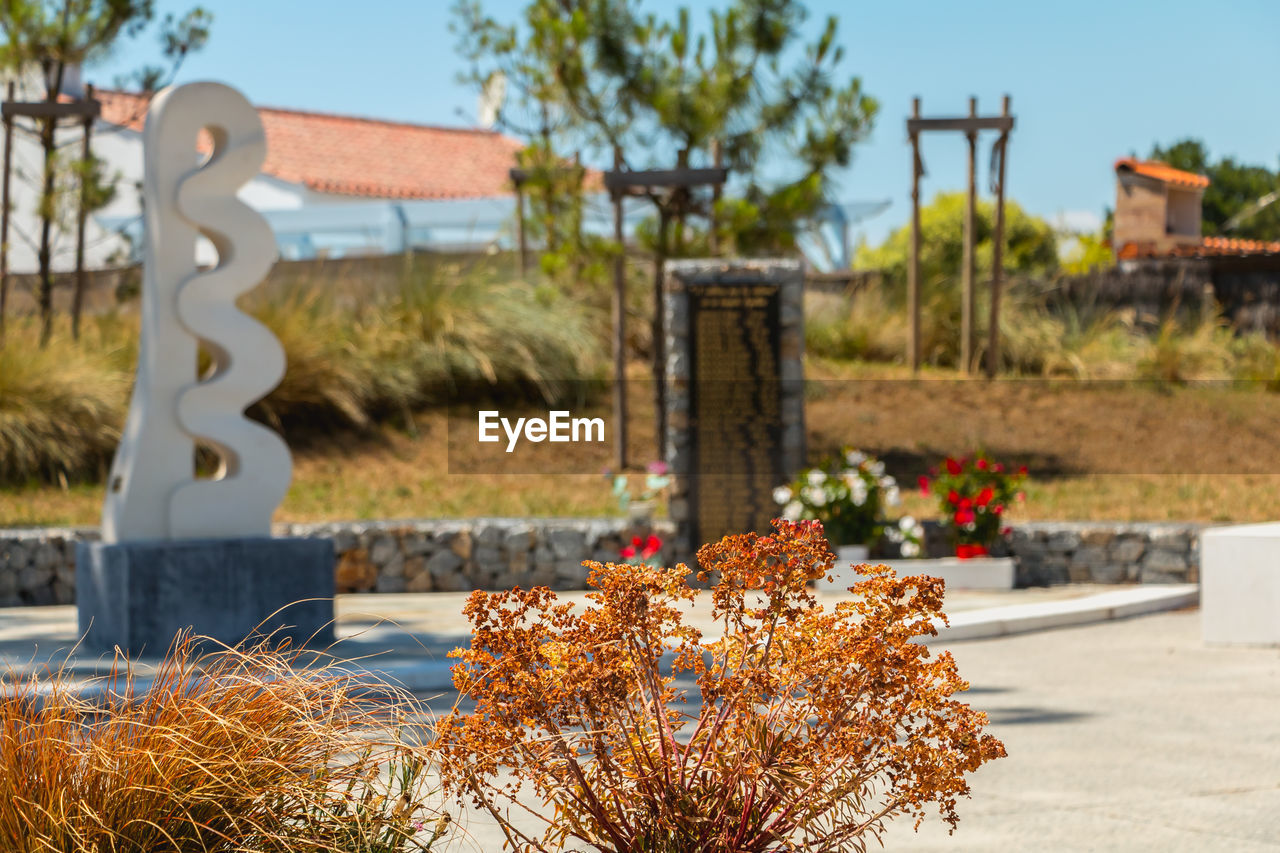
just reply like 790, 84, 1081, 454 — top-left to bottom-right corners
103, 82, 291, 544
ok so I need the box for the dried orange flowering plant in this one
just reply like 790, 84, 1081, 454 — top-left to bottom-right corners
435, 519, 1005, 852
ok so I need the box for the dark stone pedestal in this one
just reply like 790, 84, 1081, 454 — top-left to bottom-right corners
76, 537, 334, 655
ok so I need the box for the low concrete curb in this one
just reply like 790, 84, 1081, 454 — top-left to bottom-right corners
932, 584, 1200, 642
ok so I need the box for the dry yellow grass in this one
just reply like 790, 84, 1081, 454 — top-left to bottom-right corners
7, 359, 1280, 527
0, 634, 443, 851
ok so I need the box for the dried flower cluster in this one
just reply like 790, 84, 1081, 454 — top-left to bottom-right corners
436, 519, 1005, 852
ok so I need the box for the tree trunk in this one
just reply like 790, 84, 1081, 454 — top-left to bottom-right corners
37, 61, 66, 348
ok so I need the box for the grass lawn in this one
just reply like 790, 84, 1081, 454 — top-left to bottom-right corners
5, 359, 1280, 528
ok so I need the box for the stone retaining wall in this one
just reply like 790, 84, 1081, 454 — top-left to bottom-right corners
1004, 522, 1201, 587
0, 519, 1206, 607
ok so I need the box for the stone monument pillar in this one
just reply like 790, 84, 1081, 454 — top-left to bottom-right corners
77, 82, 333, 654
663, 259, 806, 558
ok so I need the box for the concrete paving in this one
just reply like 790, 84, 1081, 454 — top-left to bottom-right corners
877, 610, 1280, 852
432, 609, 1280, 853
4, 584, 1268, 851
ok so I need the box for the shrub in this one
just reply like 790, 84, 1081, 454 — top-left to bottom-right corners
773, 447, 908, 548
0, 634, 447, 852
0, 260, 608, 486
919, 454, 1027, 556
0, 320, 128, 484
436, 519, 1005, 852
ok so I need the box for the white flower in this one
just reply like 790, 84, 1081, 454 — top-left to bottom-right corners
885, 526, 904, 543
806, 469, 827, 487
845, 449, 867, 467
898, 515, 918, 531
880, 475, 897, 489
885, 486, 901, 506
901, 541, 921, 558
849, 479, 868, 507
801, 486, 827, 506
841, 471, 861, 489
773, 486, 792, 505
782, 500, 803, 520
868, 460, 885, 477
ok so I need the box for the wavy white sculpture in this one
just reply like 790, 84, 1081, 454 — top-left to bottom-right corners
102, 82, 291, 544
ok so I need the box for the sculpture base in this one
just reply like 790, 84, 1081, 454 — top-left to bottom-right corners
76, 537, 334, 655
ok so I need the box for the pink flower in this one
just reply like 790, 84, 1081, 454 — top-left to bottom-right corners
646, 460, 669, 475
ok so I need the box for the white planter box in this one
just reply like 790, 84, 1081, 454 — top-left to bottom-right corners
1201, 522, 1280, 645
818, 555, 1015, 592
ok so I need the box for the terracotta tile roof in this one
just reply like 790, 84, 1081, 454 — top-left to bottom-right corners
95, 89, 524, 200
1114, 157, 1210, 190
1117, 235, 1280, 259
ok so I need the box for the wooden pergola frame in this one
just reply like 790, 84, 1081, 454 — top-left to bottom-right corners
906, 95, 1013, 377
604, 149, 727, 470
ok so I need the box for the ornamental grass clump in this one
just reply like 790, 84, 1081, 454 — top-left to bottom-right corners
436, 519, 1005, 853
0, 634, 448, 852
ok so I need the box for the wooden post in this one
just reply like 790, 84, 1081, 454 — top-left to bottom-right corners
986, 95, 1011, 379
908, 96, 921, 373
0, 82, 12, 346
709, 139, 722, 255
71, 84, 94, 341
514, 181, 527, 278
611, 146, 628, 471
653, 207, 671, 460
962, 96, 977, 375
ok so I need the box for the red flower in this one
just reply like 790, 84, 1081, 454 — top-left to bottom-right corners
947, 489, 960, 505
954, 508, 975, 525
631, 536, 643, 547
994, 462, 1006, 474
645, 535, 662, 552
956, 543, 988, 559
993, 503, 1004, 515
945, 458, 963, 476
976, 487, 994, 507
958, 497, 973, 511
976, 458, 988, 471
620, 545, 636, 559
918, 475, 931, 495
1018, 465, 1028, 476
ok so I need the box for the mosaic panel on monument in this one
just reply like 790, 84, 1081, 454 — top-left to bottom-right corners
689, 283, 784, 546
663, 260, 805, 559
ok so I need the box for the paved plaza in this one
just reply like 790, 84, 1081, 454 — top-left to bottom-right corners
429, 608, 1280, 852
2, 590, 1276, 850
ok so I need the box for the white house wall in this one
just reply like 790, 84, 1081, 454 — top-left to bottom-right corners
1, 115, 309, 273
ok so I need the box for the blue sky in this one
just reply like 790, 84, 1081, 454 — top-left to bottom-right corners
90, 0, 1280, 245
